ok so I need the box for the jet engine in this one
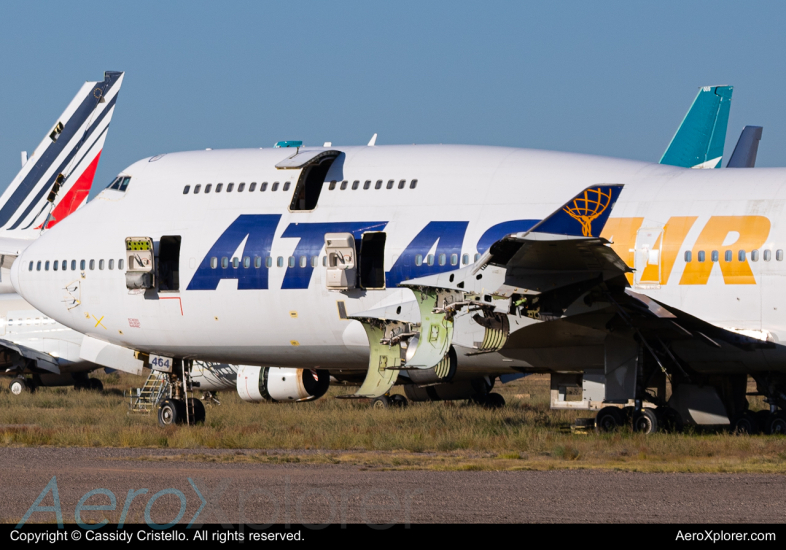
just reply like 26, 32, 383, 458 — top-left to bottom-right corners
236, 366, 330, 403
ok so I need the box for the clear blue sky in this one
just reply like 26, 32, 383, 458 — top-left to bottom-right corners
1, 1, 784, 197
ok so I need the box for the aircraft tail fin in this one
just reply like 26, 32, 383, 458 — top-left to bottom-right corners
526, 185, 624, 238
660, 85, 732, 169
726, 126, 762, 168
0, 71, 124, 235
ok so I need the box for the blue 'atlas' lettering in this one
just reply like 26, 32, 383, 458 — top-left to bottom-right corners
281, 222, 387, 289
386, 221, 468, 286
187, 214, 281, 290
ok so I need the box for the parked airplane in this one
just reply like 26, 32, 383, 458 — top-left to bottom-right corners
0, 71, 124, 394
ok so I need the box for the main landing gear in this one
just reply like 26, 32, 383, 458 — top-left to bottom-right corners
156, 359, 206, 427
9, 376, 36, 395
370, 394, 409, 409
595, 405, 683, 434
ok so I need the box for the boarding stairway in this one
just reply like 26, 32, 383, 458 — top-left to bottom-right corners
125, 370, 169, 414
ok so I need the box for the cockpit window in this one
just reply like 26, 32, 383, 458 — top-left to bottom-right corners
107, 176, 131, 192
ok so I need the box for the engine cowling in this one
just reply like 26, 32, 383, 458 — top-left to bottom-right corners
236, 366, 330, 403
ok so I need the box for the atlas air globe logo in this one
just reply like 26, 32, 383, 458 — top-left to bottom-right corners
563, 187, 615, 237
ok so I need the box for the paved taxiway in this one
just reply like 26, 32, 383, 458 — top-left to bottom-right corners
1, 448, 783, 524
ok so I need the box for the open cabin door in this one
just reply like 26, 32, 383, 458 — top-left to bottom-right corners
125, 237, 155, 290
359, 232, 386, 289
324, 231, 387, 291
278, 149, 341, 212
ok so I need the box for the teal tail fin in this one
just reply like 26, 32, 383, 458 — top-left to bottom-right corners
659, 85, 733, 168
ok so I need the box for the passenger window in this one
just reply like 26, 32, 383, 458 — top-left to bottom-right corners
738, 250, 746, 262
254, 257, 262, 268
266, 257, 273, 268
239, 183, 246, 192
216, 183, 223, 193
462, 253, 469, 265
698, 251, 705, 262
329, 181, 337, 191
227, 183, 234, 192
288, 256, 295, 268
752, 250, 759, 262
283, 182, 290, 191
272, 182, 279, 191
45, 261, 49, 271
352, 180, 360, 190
277, 257, 284, 267
311, 256, 318, 267
375, 180, 383, 190
387, 180, 394, 189
243, 256, 250, 268
53, 261, 58, 271
89, 260, 95, 270
427, 254, 434, 266
450, 253, 458, 266
474, 253, 480, 262
28, 261, 32, 271
99, 260, 104, 270
778, 250, 784, 261
724, 250, 732, 262
221, 257, 228, 269
109, 259, 114, 270
71, 260, 76, 271
249, 182, 257, 192
438, 253, 446, 266
711, 251, 718, 262
398, 179, 406, 189
340, 181, 348, 190
232, 257, 239, 268
205, 184, 212, 193
684, 251, 692, 262
410, 179, 418, 189
118, 259, 124, 270
363, 180, 371, 190
80, 260, 86, 270
764, 249, 772, 261
194, 184, 201, 194
322, 256, 327, 267
299, 256, 307, 268
415, 254, 423, 266
183, 185, 190, 194
261, 182, 268, 192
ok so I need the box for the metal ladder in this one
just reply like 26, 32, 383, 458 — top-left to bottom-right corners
126, 370, 170, 414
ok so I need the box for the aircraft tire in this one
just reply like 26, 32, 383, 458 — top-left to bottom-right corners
88, 378, 104, 392
390, 394, 408, 408
9, 378, 28, 395
731, 411, 760, 435
158, 398, 184, 427
657, 407, 684, 433
189, 398, 206, 424
371, 396, 390, 409
767, 411, 786, 435
755, 410, 773, 435
632, 409, 659, 434
485, 392, 505, 409
595, 406, 625, 432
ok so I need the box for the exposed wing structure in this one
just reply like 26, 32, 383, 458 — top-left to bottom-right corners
0, 338, 60, 375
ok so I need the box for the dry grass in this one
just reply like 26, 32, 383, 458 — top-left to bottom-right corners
1, 372, 785, 473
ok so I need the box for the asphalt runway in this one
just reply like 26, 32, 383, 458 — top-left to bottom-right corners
1, 448, 784, 524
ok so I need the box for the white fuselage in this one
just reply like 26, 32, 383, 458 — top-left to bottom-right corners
11, 145, 786, 373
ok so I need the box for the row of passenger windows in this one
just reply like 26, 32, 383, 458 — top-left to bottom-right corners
684, 249, 785, 262
183, 181, 287, 195
4, 317, 56, 327
182, 179, 419, 195
29, 259, 125, 272
208, 252, 482, 269
328, 179, 418, 191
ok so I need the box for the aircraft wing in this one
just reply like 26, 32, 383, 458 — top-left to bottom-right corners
0, 338, 60, 375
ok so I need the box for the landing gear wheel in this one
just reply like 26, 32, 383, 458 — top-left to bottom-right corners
658, 407, 684, 433
768, 411, 786, 435
596, 406, 625, 432
188, 398, 206, 425
158, 398, 185, 427
88, 378, 103, 392
632, 409, 659, 434
756, 410, 773, 435
9, 378, 29, 395
390, 394, 408, 408
485, 393, 505, 409
469, 394, 488, 406
371, 396, 390, 409
731, 411, 760, 435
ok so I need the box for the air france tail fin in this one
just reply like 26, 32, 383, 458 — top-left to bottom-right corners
726, 126, 762, 168
0, 71, 124, 235
660, 85, 732, 169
